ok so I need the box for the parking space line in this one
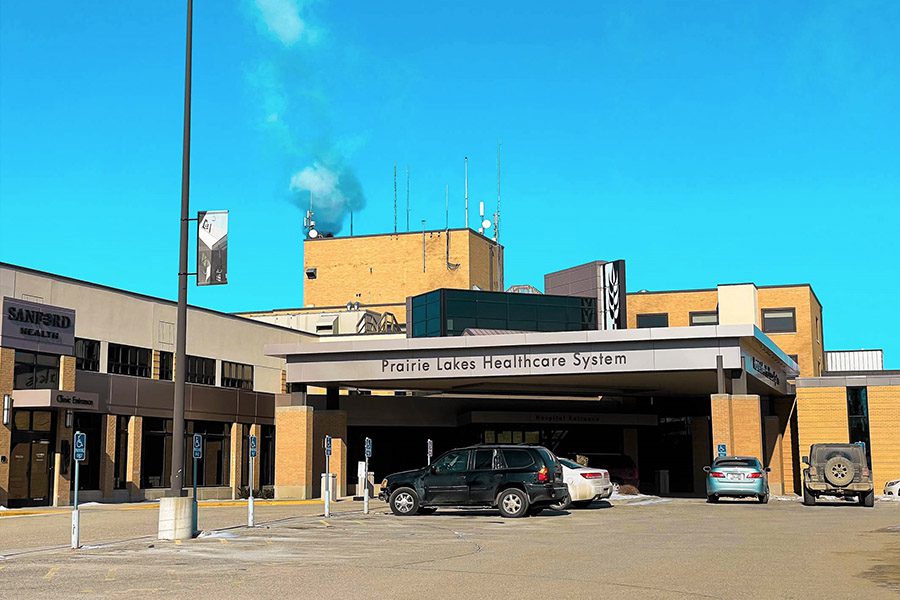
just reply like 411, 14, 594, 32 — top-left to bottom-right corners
44, 566, 60, 580
319, 520, 332, 527
105, 567, 117, 581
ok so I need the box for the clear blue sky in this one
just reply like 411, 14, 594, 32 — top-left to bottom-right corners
1, 2, 897, 366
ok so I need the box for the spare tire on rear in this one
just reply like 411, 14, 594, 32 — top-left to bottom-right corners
824, 455, 855, 487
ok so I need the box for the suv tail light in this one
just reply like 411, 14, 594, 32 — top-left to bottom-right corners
709, 471, 725, 478
747, 472, 763, 479
537, 466, 550, 483
862, 467, 870, 478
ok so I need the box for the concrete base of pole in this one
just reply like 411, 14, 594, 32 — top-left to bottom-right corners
158, 497, 196, 540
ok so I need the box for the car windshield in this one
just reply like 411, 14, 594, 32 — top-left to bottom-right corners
715, 459, 759, 469
559, 458, 582, 469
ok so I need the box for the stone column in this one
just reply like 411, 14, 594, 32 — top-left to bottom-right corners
52, 355, 77, 506
710, 394, 763, 460
249, 423, 262, 493
274, 404, 314, 499
99, 414, 117, 499
126, 416, 143, 500
0, 347, 14, 507
313, 410, 348, 498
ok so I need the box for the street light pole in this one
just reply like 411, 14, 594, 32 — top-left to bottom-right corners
170, 0, 193, 497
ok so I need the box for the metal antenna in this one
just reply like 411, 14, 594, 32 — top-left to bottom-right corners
393, 163, 398, 233
495, 141, 501, 242
464, 157, 469, 230
350, 209, 354, 236
406, 166, 410, 232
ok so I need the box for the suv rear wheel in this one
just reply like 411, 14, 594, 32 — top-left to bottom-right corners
497, 488, 529, 518
389, 487, 420, 516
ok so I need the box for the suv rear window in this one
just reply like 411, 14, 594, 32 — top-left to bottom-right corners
502, 449, 535, 469
534, 447, 558, 469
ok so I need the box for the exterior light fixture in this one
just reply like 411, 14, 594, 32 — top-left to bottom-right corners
2, 394, 11, 427
65, 409, 73, 429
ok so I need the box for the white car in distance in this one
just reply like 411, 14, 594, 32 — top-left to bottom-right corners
885, 478, 900, 497
553, 457, 613, 509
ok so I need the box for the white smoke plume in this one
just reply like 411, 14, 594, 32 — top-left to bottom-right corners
289, 162, 365, 234
254, 0, 313, 46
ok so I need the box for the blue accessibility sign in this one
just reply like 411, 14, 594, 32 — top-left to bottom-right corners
364, 437, 372, 458
717, 444, 727, 458
193, 433, 203, 459
324, 435, 332, 457
74, 431, 86, 462
249, 434, 258, 458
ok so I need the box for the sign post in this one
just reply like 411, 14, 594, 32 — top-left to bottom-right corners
192, 433, 202, 534
71, 431, 86, 549
363, 437, 372, 515
426, 438, 433, 466
248, 434, 257, 527
324, 435, 332, 518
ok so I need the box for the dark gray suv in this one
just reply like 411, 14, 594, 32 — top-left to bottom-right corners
802, 443, 875, 507
378, 444, 569, 518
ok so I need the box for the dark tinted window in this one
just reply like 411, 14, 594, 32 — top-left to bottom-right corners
222, 360, 253, 390
14, 351, 60, 389
762, 308, 796, 333
74, 338, 100, 371
636, 313, 668, 328
473, 449, 494, 470
108, 343, 151, 378
502, 449, 535, 469
158, 351, 174, 381
846, 387, 871, 466
714, 458, 760, 468
186, 355, 216, 385
432, 450, 469, 473
534, 447, 558, 469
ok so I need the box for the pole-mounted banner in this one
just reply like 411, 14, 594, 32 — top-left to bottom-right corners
197, 210, 228, 286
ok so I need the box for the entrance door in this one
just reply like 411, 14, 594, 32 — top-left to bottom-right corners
8, 410, 56, 507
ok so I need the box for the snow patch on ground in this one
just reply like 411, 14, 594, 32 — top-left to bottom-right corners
611, 492, 671, 506
198, 530, 239, 539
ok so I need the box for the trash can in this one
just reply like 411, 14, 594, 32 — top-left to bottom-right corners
320, 472, 337, 499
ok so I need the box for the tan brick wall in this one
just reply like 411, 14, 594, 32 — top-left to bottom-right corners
275, 406, 313, 499
60, 355, 76, 392
796, 387, 849, 461
868, 386, 900, 492
229, 422, 242, 499
0, 347, 14, 506
628, 290, 718, 328
312, 411, 348, 498
710, 394, 763, 460
628, 286, 823, 377
774, 398, 798, 494
99, 414, 117, 498
302, 229, 503, 323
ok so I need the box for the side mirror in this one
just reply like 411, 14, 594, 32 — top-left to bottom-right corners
702, 466, 710, 473
801, 456, 809, 465
765, 467, 771, 473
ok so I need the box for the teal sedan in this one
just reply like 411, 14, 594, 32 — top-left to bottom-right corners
704, 456, 770, 504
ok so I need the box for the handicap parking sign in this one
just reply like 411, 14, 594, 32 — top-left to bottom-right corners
74, 432, 86, 462
324, 435, 332, 456
717, 444, 727, 458
364, 437, 372, 458
249, 434, 258, 458
193, 433, 203, 459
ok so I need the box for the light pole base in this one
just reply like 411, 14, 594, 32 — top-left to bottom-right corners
158, 496, 196, 540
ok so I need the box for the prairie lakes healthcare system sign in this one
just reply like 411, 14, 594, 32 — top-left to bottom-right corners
380, 351, 631, 375
1, 296, 75, 355
197, 210, 228, 286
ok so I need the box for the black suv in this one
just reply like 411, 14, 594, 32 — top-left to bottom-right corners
378, 444, 569, 518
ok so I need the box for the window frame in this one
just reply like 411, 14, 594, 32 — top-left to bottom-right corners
221, 360, 253, 390
74, 338, 101, 372
761, 307, 797, 334
107, 343, 151, 378
689, 311, 719, 326
158, 350, 174, 381
636, 313, 669, 329
185, 355, 216, 386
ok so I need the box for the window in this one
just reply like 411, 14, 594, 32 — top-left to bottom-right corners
473, 449, 495, 470
636, 313, 668, 328
13, 351, 60, 389
847, 387, 871, 466
158, 351, 174, 381
689, 311, 718, 326
222, 361, 253, 390
501, 449, 535, 469
186, 355, 216, 386
74, 338, 100, 372
259, 425, 276, 487
107, 343, 151, 378
114, 416, 129, 489
762, 308, 796, 333
141, 418, 174, 488
432, 450, 469, 473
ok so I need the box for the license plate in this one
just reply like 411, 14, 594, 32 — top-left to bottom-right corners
727, 473, 743, 480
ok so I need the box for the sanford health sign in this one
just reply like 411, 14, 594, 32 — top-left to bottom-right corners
1, 296, 76, 356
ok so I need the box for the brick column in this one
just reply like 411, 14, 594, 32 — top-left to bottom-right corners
126, 416, 143, 500
275, 406, 314, 499
763, 416, 784, 496
710, 394, 763, 460
99, 414, 117, 499
313, 411, 348, 498
868, 386, 900, 492
52, 356, 77, 506
0, 347, 14, 506
230, 422, 243, 499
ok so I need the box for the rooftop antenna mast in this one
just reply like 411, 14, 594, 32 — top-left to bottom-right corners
495, 141, 501, 242
393, 163, 398, 234
406, 166, 410, 232
464, 156, 469, 230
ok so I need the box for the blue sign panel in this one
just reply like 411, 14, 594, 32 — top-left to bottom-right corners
717, 443, 727, 458
324, 435, 332, 457
74, 431, 86, 462
364, 437, 372, 458
193, 433, 203, 459
427, 439, 433, 458
249, 434, 258, 458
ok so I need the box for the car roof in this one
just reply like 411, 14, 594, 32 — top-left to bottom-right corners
715, 456, 759, 461
455, 444, 547, 450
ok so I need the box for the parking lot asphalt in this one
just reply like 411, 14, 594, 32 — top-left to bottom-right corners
1, 496, 898, 600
